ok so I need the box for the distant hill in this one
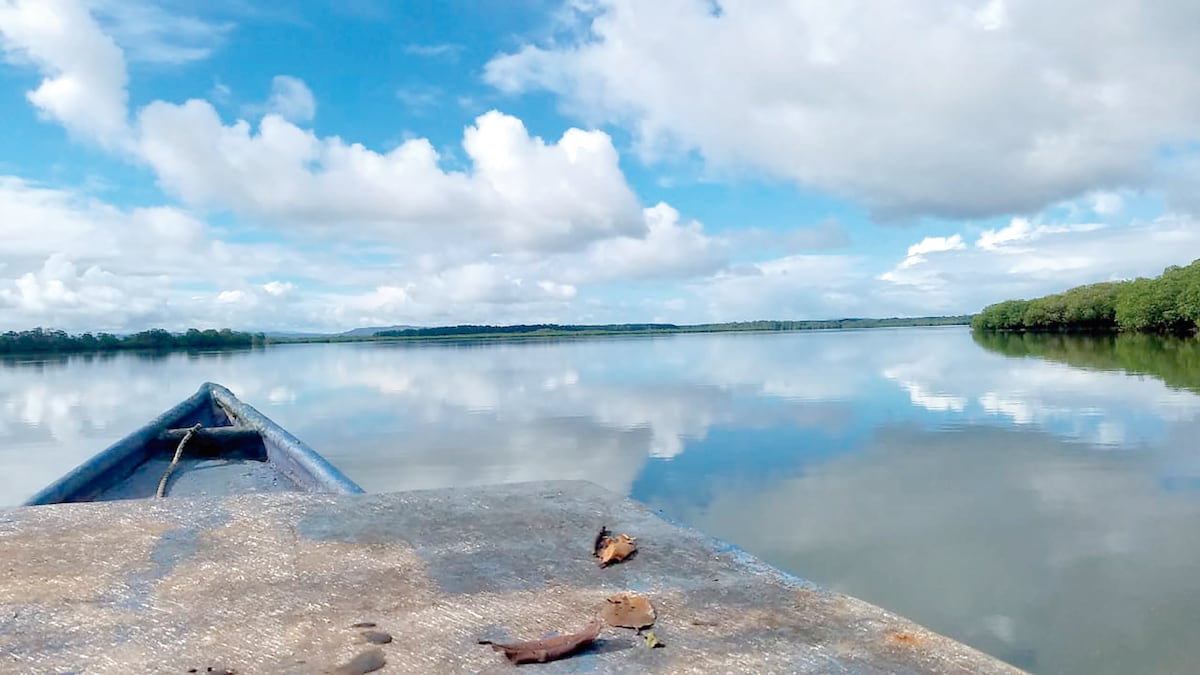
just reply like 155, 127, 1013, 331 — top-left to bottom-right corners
262, 330, 332, 339
339, 325, 421, 337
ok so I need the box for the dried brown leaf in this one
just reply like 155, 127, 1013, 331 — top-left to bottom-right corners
600, 592, 656, 629
598, 534, 637, 567
479, 618, 603, 664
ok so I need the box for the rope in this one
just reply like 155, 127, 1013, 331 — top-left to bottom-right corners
156, 423, 203, 498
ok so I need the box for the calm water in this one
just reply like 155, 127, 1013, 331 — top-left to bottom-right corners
4, 326, 1200, 674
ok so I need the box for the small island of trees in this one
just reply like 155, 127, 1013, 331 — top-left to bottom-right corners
0, 328, 267, 355
972, 259, 1200, 334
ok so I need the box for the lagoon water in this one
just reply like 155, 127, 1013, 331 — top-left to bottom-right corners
3, 326, 1200, 674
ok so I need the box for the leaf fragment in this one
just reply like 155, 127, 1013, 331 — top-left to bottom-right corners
479, 618, 603, 664
599, 592, 656, 629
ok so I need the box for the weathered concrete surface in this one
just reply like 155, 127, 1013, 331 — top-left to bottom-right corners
0, 481, 1025, 674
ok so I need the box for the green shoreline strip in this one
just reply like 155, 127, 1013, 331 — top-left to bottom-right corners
0, 316, 971, 356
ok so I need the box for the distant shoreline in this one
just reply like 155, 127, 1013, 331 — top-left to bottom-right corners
0, 317, 972, 357
275, 316, 974, 344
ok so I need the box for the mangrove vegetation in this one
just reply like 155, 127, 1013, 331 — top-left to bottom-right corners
0, 328, 267, 355
972, 259, 1200, 333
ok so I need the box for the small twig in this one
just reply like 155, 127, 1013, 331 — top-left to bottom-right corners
593, 526, 612, 558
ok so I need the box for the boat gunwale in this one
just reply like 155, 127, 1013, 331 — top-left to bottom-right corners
207, 383, 363, 496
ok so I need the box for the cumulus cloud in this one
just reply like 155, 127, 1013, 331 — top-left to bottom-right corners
486, 0, 1200, 219
0, 172, 734, 332
579, 202, 726, 282
0, 177, 342, 331
135, 104, 644, 251
0, 254, 165, 330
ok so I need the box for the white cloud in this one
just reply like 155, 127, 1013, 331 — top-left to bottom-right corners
975, 217, 1103, 251
404, 43, 461, 60
262, 281, 294, 296
908, 235, 966, 258
263, 75, 315, 123
888, 234, 967, 272
87, 0, 231, 65
977, 218, 1036, 251
486, 0, 1200, 219
216, 289, 248, 304
973, 0, 1008, 31
0, 0, 130, 148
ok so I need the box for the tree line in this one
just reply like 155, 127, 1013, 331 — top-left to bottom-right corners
971, 259, 1200, 333
0, 328, 267, 355
373, 316, 972, 339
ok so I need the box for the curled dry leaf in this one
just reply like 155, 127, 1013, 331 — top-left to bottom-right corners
479, 618, 603, 664
597, 533, 638, 567
600, 592, 656, 629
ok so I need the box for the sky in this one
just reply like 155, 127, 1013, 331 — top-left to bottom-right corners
1, 0, 1199, 333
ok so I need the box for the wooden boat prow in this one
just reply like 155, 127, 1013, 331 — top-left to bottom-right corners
23, 382, 363, 505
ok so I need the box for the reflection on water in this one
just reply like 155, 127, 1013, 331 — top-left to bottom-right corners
2, 327, 1200, 674
974, 330, 1200, 395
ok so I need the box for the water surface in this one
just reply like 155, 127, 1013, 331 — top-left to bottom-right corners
3, 327, 1199, 675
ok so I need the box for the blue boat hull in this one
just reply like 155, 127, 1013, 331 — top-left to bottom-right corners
23, 382, 364, 505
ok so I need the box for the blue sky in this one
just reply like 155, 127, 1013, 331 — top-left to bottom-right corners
1, 0, 1199, 332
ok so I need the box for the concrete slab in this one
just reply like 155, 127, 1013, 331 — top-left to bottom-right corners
0, 481, 1024, 674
